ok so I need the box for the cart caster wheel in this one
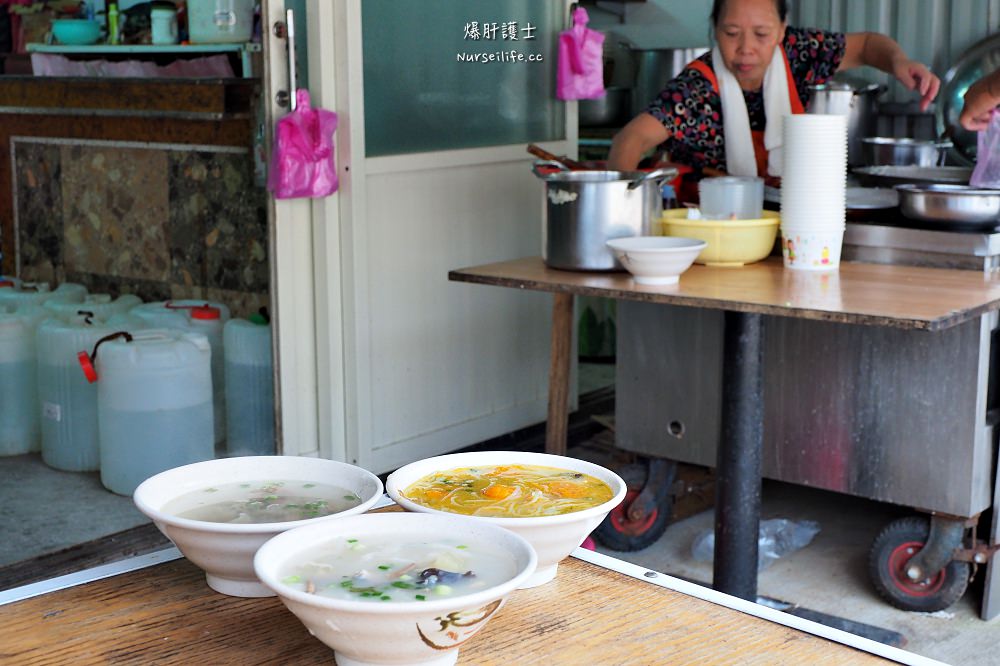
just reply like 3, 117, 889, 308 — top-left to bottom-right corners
594, 462, 672, 552
868, 516, 970, 613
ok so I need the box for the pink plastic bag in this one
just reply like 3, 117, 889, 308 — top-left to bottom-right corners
556, 7, 605, 101
268, 89, 339, 199
971, 110, 1000, 189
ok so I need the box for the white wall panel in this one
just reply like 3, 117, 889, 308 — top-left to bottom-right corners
356, 157, 555, 474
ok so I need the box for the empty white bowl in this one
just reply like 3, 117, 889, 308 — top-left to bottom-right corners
386, 451, 626, 588
606, 236, 707, 285
254, 512, 537, 666
133, 455, 383, 597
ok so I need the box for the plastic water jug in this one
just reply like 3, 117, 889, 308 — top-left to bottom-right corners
132, 300, 228, 444
0, 281, 87, 310
223, 317, 274, 455
0, 306, 50, 455
91, 329, 214, 495
44, 294, 142, 322
37, 315, 116, 471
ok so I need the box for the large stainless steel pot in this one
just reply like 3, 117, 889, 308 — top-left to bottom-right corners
807, 81, 883, 167
532, 161, 678, 271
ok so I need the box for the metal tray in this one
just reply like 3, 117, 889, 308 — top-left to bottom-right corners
852, 165, 972, 188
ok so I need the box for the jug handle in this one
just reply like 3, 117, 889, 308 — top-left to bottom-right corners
532, 160, 571, 179
627, 167, 678, 190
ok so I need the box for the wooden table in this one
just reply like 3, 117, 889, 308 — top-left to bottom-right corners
2, 548, 922, 665
448, 257, 1000, 601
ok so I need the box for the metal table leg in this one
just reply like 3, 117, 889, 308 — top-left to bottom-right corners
546, 292, 574, 456
714, 310, 764, 601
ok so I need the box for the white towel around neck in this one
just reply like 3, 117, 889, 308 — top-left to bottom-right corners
712, 45, 792, 177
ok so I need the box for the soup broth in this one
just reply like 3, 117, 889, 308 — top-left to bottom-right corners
280, 535, 517, 602
402, 464, 614, 517
162, 480, 363, 524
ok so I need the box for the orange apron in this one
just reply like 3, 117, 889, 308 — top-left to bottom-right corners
687, 53, 805, 177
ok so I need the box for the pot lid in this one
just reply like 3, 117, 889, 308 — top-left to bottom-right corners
935, 33, 1000, 166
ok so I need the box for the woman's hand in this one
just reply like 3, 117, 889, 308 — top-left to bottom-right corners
891, 56, 940, 112
959, 70, 1000, 132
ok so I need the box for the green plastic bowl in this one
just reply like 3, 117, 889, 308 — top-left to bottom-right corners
51, 19, 102, 45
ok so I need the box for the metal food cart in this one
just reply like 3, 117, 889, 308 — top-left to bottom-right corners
610, 221, 1000, 617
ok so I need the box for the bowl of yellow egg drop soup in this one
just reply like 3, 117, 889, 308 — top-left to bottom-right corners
386, 451, 626, 587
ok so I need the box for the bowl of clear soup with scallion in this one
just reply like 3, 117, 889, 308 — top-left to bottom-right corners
133, 455, 384, 597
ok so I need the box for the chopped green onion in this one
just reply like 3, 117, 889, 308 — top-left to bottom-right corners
281, 575, 302, 584
378, 565, 392, 571
415, 594, 426, 601
303, 483, 316, 488
391, 581, 414, 589
380, 595, 392, 601
347, 538, 358, 543
456, 545, 468, 550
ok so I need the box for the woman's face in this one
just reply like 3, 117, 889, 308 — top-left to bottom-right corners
715, 0, 786, 90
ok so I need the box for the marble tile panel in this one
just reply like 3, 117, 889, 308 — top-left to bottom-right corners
62, 269, 172, 303
169, 150, 268, 294
13, 141, 63, 284
61, 144, 171, 282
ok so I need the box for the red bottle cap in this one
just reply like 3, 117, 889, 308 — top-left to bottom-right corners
191, 306, 221, 320
78, 351, 98, 383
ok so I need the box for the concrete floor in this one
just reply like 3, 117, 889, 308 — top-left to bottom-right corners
0, 454, 148, 569
591, 477, 998, 666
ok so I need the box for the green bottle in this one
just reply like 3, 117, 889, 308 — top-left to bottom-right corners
107, 2, 119, 45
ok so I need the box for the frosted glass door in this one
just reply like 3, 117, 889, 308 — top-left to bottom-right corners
362, 0, 565, 156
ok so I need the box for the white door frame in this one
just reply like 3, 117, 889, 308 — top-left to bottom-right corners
266, 0, 576, 464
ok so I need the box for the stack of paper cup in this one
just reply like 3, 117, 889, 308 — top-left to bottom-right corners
780, 114, 848, 271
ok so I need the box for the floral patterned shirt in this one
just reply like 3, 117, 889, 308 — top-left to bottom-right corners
645, 26, 846, 171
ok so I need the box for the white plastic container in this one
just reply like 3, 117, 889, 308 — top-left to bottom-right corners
223, 318, 274, 456
0, 306, 50, 456
96, 329, 215, 495
44, 293, 142, 322
36, 315, 117, 471
132, 300, 229, 444
0, 281, 87, 310
187, 0, 254, 44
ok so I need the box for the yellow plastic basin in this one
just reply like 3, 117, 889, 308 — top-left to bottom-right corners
658, 209, 780, 267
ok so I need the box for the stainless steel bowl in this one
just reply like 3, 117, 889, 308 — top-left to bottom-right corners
896, 184, 1000, 227
861, 137, 952, 167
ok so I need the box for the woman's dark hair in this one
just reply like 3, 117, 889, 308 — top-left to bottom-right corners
711, 0, 788, 25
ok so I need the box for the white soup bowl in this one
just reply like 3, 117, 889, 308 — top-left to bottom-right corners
133, 455, 383, 597
606, 236, 707, 285
254, 512, 537, 666
386, 450, 626, 588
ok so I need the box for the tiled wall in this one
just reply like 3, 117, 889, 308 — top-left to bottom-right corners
12, 137, 269, 318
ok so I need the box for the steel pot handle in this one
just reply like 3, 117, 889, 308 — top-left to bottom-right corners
627, 167, 678, 190
532, 159, 570, 179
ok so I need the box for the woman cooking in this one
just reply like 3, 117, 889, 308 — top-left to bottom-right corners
607, 0, 941, 177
